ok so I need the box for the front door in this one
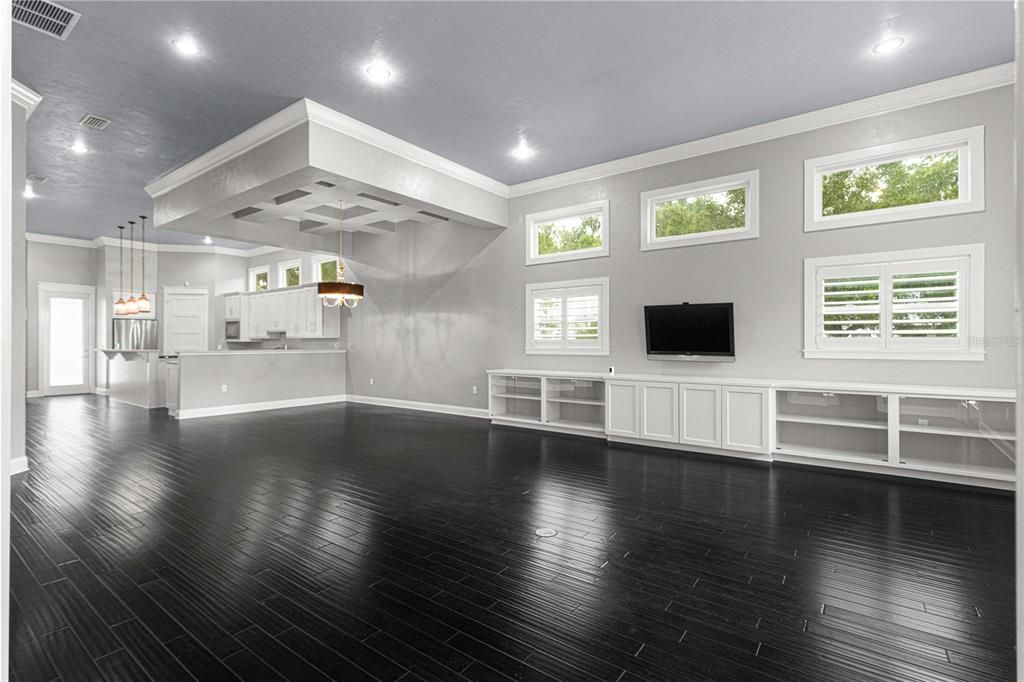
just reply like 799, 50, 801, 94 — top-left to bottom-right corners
39, 284, 95, 396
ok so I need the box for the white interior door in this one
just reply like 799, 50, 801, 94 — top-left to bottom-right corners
162, 289, 209, 354
39, 284, 95, 396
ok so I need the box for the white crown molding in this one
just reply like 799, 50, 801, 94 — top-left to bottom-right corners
26, 232, 282, 258
145, 98, 510, 200
303, 99, 510, 198
508, 62, 1015, 197
25, 233, 95, 249
11, 80, 42, 119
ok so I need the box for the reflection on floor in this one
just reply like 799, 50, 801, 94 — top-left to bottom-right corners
9, 395, 1015, 681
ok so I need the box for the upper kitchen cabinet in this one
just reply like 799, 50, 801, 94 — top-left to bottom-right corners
233, 285, 340, 340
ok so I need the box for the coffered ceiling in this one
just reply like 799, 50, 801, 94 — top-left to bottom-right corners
13, 1, 1014, 244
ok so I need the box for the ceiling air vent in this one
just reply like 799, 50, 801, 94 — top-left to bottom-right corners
274, 189, 311, 205
357, 192, 400, 207
27, 174, 48, 184
315, 180, 336, 188
417, 210, 449, 222
78, 114, 111, 130
13, 0, 81, 40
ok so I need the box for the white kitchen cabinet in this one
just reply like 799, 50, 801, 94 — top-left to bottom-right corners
165, 361, 179, 417
681, 384, 722, 447
723, 386, 770, 454
248, 294, 267, 339
287, 289, 305, 336
241, 287, 340, 340
224, 294, 242, 321
606, 381, 640, 438
640, 382, 679, 443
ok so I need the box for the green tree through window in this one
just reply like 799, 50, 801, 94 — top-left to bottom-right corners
537, 214, 602, 256
319, 259, 339, 282
654, 188, 746, 238
821, 150, 959, 217
285, 266, 300, 287
254, 271, 269, 290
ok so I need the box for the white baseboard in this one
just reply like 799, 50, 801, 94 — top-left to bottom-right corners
10, 457, 28, 476
607, 436, 774, 462
345, 394, 489, 419
25, 390, 41, 398
176, 394, 349, 420
94, 387, 110, 396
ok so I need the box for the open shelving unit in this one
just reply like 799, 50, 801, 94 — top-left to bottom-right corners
774, 388, 1016, 488
488, 371, 606, 437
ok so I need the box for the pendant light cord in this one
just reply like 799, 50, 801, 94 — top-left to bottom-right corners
128, 221, 136, 299
338, 201, 345, 282
140, 216, 146, 297
118, 226, 124, 301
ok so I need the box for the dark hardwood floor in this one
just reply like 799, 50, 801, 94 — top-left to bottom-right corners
8, 395, 1015, 681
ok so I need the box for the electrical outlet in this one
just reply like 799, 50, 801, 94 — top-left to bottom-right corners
917, 418, 928, 426
472, 385, 478, 395
369, 377, 374, 386
221, 384, 228, 393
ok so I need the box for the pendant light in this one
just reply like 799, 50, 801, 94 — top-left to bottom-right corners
317, 201, 364, 308
136, 215, 151, 314
114, 225, 128, 316
124, 220, 139, 315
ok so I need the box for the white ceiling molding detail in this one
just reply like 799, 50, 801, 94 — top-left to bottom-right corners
26, 232, 284, 258
11, 79, 42, 118
145, 98, 508, 200
507, 62, 1015, 197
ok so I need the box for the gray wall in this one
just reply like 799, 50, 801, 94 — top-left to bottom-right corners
347, 86, 1016, 409
25, 242, 98, 391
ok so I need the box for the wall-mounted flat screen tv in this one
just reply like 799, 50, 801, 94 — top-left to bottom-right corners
644, 302, 735, 362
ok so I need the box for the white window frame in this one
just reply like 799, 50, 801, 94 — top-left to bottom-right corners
804, 126, 985, 232
277, 259, 303, 288
525, 200, 610, 265
640, 170, 759, 251
803, 244, 985, 361
314, 255, 339, 282
525, 277, 610, 355
248, 265, 270, 292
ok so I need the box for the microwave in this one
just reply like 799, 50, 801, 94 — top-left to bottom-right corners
225, 320, 241, 340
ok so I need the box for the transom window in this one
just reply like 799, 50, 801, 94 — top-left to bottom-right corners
640, 170, 759, 251
805, 126, 985, 231
278, 259, 302, 288
316, 257, 339, 282
526, 277, 609, 355
525, 200, 609, 265
804, 244, 984, 361
248, 266, 269, 292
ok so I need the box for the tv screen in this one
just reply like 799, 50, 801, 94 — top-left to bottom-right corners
645, 303, 735, 359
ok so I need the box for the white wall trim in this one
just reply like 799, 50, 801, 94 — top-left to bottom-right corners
508, 63, 1014, 197
176, 393, 348, 419
9, 457, 27, 477
11, 80, 41, 119
145, 98, 509, 200
24, 233, 96, 249
345, 394, 489, 419
25, 390, 41, 399
93, 387, 109, 396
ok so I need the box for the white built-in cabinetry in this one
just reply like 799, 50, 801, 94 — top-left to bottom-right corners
488, 369, 1016, 489
224, 285, 340, 341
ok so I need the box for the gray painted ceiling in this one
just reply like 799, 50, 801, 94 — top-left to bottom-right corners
14, 1, 1014, 244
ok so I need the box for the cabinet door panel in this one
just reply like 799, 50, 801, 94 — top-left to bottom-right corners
680, 384, 721, 447
723, 387, 769, 454
606, 382, 640, 438
640, 382, 679, 442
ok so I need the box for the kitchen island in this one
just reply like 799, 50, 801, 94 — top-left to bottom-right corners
169, 349, 347, 419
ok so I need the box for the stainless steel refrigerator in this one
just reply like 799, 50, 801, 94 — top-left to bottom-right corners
111, 318, 159, 350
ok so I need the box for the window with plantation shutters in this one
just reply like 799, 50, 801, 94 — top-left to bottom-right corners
526, 278, 609, 355
804, 245, 984, 361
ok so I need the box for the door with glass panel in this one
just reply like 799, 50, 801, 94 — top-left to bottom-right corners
38, 284, 95, 396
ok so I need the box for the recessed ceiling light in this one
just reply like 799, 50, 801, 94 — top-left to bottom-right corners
172, 35, 201, 57
872, 36, 905, 55
70, 139, 88, 154
203, 235, 213, 245
23, 183, 36, 199
364, 60, 394, 84
510, 138, 535, 161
